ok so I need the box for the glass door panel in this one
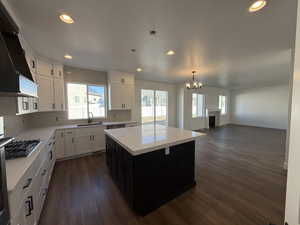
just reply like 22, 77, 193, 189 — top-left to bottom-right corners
155, 91, 168, 125
141, 89, 155, 123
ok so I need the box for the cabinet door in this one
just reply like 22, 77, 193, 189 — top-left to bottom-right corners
90, 127, 105, 152
75, 135, 92, 155
17, 97, 30, 115
36, 60, 53, 77
108, 71, 135, 85
64, 130, 76, 157
53, 64, 63, 78
55, 131, 65, 159
109, 84, 123, 110
53, 77, 65, 111
122, 84, 134, 110
91, 134, 105, 152
29, 98, 38, 113
36, 75, 54, 111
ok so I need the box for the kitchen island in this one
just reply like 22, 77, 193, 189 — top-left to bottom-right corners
104, 124, 203, 215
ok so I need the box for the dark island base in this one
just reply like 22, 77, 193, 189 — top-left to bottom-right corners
105, 135, 196, 215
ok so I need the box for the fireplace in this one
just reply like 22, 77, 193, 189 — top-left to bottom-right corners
209, 116, 216, 129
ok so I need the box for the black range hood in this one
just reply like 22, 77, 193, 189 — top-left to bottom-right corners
0, 2, 37, 97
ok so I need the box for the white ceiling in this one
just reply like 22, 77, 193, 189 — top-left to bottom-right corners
7, 0, 297, 89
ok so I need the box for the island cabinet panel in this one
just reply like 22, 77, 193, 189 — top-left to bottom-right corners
105, 135, 196, 215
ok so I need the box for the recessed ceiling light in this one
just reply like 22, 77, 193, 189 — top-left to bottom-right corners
249, 0, 267, 12
64, 54, 72, 59
166, 50, 175, 55
59, 14, 74, 24
136, 68, 142, 72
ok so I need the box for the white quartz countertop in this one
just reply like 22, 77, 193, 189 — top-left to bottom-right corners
104, 124, 204, 156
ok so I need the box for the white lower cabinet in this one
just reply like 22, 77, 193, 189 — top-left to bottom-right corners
55, 130, 66, 159
9, 135, 56, 225
64, 130, 76, 157
55, 126, 105, 159
9, 126, 106, 225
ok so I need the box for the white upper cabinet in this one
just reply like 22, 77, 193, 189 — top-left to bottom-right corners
108, 71, 135, 85
108, 71, 135, 110
36, 59, 53, 77
34, 57, 65, 112
53, 64, 64, 78
53, 77, 65, 111
36, 75, 54, 111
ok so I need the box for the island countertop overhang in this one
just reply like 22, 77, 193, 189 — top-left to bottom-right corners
104, 124, 204, 156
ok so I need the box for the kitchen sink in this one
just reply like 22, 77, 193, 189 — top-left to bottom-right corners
77, 122, 103, 127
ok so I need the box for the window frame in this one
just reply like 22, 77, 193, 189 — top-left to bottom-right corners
67, 82, 107, 120
192, 93, 205, 118
141, 89, 168, 125
218, 95, 227, 115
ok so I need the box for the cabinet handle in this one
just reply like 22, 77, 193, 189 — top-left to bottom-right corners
23, 178, 32, 189
42, 169, 47, 176
50, 151, 53, 160
25, 199, 31, 217
22, 100, 29, 111
33, 102, 38, 110
72, 137, 74, 143
51, 69, 54, 75
29, 196, 34, 212
52, 103, 56, 109
31, 60, 36, 69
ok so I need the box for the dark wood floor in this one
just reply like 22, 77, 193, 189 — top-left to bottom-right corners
39, 125, 287, 225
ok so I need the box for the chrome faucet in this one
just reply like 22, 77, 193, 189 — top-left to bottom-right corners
88, 112, 94, 124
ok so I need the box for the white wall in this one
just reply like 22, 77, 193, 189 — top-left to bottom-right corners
230, 85, 290, 130
285, 0, 300, 223
178, 86, 230, 130
132, 79, 178, 127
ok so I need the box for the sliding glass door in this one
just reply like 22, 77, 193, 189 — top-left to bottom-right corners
141, 89, 168, 125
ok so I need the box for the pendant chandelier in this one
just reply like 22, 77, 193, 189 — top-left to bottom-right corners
185, 71, 203, 89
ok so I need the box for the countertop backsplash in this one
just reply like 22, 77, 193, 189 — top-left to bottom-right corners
2, 110, 131, 137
